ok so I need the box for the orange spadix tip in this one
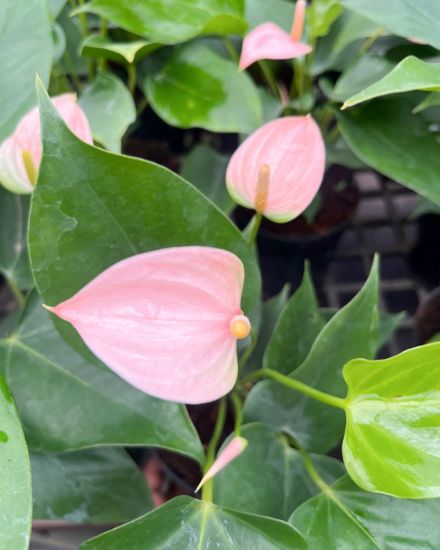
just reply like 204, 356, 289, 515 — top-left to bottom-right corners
230, 315, 251, 340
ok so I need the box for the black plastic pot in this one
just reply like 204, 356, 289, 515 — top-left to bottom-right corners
416, 288, 440, 344
409, 214, 440, 290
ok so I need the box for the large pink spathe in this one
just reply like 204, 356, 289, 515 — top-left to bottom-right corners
226, 116, 326, 223
239, 0, 311, 70
46, 247, 251, 405
0, 94, 92, 194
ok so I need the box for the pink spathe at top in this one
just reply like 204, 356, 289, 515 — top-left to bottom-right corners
196, 436, 248, 492
45, 247, 251, 405
0, 94, 92, 194
226, 115, 326, 223
239, 0, 312, 70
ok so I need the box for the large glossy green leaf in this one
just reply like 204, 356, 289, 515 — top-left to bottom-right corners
310, 0, 342, 38
32, 447, 152, 523
0, 188, 32, 290
79, 71, 136, 153
0, 0, 53, 140
343, 56, 440, 109
341, 0, 440, 51
343, 342, 440, 498
145, 43, 262, 133
338, 97, 440, 207
80, 496, 307, 549
244, 258, 379, 452
29, 80, 260, 351
75, 0, 247, 44
214, 423, 344, 519
0, 376, 31, 550
80, 36, 158, 64
291, 474, 440, 549
264, 268, 325, 375
1, 293, 203, 461
245, 0, 293, 32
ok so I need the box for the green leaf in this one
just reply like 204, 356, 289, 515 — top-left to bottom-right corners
32, 447, 152, 523
0, 375, 31, 550
413, 91, 440, 114
144, 43, 262, 133
264, 267, 325, 375
343, 342, 440, 498
245, 0, 293, 32
29, 80, 260, 350
291, 474, 440, 549
214, 423, 344, 519
342, 56, 440, 109
1, 293, 203, 461
338, 97, 440, 207
0, 0, 53, 140
47, 0, 68, 19
180, 144, 234, 214
75, 0, 247, 44
341, 0, 440, 51
80, 35, 158, 64
311, 0, 342, 38
244, 258, 379, 453
79, 71, 136, 153
80, 496, 307, 549
0, 188, 32, 289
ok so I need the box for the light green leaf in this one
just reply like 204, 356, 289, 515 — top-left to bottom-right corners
79, 71, 136, 153
341, 0, 440, 51
80, 496, 307, 549
291, 474, 440, 549
1, 293, 203, 462
343, 56, 440, 109
32, 447, 152, 523
0, 0, 53, 140
48, 0, 68, 19
144, 43, 262, 133
245, 0, 293, 32
338, 96, 440, 207
0, 375, 31, 550
80, 35, 158, 64
413, 91, 440, 114
244, 258, 379, 453
343, 342, 440, 498
311, 0, 342, 38
180, 144, 234, 214
214, 423, 344, 519
74, 0, 247, 44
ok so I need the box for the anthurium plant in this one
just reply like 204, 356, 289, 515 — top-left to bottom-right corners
1, 0, 440, 548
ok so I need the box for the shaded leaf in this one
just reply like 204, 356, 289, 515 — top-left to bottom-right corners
245, 0, 294, 32
80, 35, 158, 64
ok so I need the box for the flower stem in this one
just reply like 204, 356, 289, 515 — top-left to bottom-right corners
223, 37, 239, 64
300, 449, 334, 496
258, 60, 279, 98
6, 277, 25, 308
127, 64, 137, 95
201, 398, 227, 502
248, 211, 263, 245
242, 368, 347, 410
230, 392, 243, 435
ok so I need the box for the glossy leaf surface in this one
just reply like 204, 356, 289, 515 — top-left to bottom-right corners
80, 36, 157, 64
214, 423, 344, 519
145, 43, 262, 133
343, 342, 440, 498
32, 448, 152, 523
81, 496, 307, 549
0, 376, 31, 550
0, 294, 203, 462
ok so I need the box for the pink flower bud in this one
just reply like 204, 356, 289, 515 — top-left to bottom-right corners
196, 436, 248, 492
45, 247, 251, 405
0, 94, 92, 194
226, 116, 325, 223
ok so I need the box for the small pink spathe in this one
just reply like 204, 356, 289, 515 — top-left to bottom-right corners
226, 116, 325, 223
0, 94, 92, 194
196, 436, 248, 492
46, 247, 251, 405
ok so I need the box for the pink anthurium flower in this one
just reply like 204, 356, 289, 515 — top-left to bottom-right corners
239, 0, 312, 70
0, 94, 92, 194
45, 247, 251, 405
226, 115, 325, 223
196, 436, 248, 492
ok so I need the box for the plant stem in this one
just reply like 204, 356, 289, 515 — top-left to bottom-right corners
127, 63, 137, 95
300, 449, 333, 496
230, 392, 243, 435
360, 27, 384, 54
77, 0, 95, 80
238, 335, 256, 371
242, 368, 347, 410
6, 277, 25, 308
223, 37, 239, 64
201, 398, 227, 502
97, 18, 108, 71
248, 211, 263, 245
258, 61, 279, 98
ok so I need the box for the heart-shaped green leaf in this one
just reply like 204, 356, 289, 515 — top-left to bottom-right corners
32, 447, 152, 523
342, 56, 440, 109
245, 0, 294, 32
1, 293, 203, 462
343, 342, 440, 498
214, 423, 344, 519
80, 36, 158, 64
80, 496, 307, 549
0, 376, 31, 550
144, 43, 262, 133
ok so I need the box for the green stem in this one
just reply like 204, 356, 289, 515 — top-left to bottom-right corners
201, 398, 227, 502
360, 27, 384, 54
248, 211, 263, 245
127, 63, 137, 95
77, 0, 94, 80
7, 277, 25, 308
238, 335, 256, 371
300, 449, 333, 495
230, 392, 243, 435
97, 18, 108, 71
242, 368, 347, 410
223, 37, 239, 64
258, 61, 279, 98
